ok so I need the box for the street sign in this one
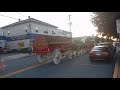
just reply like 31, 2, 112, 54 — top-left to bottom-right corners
18, 42, 24, 48
116, 19, 120, 33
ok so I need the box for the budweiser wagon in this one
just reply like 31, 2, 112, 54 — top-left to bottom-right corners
32, 34, 80, 64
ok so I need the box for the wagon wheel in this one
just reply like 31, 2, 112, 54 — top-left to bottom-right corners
76, 51, 80, 56
36, 54, 46, 63
68, 52, 73, 60
66, 50, 73, 60
73, 51, 77, 58
52, 49, 61, 64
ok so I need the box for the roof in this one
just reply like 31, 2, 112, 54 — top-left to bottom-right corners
94, 45, 109, 48
99, 42, 111, 44
1, 18, 58, 29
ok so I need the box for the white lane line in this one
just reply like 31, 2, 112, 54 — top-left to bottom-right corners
79, 64, 113, 68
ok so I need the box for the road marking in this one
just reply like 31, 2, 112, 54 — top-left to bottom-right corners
79, 64, 112, 68
73, 60, 113, 68
0, 61, 51, 78
113, 59, 118, 78
113, 51, 120, 78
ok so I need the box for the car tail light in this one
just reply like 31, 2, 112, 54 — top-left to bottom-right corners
101, 52, 109, 57
89, 52, 95, 57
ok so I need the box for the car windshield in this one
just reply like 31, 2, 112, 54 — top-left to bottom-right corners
99, 43, 110, 46
99, 43, 113, 48
92, 47, 109, 51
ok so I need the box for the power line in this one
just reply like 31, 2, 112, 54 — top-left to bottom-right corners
16, 12, 28, 18
0, 13, 19, 20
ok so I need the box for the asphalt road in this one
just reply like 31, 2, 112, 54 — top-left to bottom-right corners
0, 53, 19, 58
0, 53, 116, 78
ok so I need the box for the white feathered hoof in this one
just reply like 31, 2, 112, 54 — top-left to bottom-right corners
52, 49, 61, 64
36, 54, 46, 63
68, 53, 73, 60
73, 51, 77, 58
52, 55, 61, 64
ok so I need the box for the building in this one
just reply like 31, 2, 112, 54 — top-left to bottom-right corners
0, 16, 71, 51
0, 28, 7, 48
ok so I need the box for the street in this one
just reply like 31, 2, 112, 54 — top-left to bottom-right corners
0, 53, 116, 78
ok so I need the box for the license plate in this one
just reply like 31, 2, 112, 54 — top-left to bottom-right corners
96, 53, 101, 56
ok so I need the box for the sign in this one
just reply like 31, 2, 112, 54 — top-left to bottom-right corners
18, 42, 24, 48
116, 19, 120, 33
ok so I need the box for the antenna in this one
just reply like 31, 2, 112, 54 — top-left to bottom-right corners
68, 15, 72, 32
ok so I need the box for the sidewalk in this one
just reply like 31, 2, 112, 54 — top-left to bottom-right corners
116, 46, 120, 78
113, 46, 120, 78
118, 52, 120, 78
1, 53, 35, 61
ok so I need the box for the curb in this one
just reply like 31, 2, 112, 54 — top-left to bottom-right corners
113, 52, 119, 78
113, 59, 118, 78
2, 54, 35, 61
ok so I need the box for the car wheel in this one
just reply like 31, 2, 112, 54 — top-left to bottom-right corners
90, 58, 93, 62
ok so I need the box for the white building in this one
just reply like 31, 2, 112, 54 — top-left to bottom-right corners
0, 17, 72, 50
0, 28, 7, 48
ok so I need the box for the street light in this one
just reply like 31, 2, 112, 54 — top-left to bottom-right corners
98, 35, 102, 38
111, 36, 113, 39
103, 36, 107, 42
98, 35, 102, 43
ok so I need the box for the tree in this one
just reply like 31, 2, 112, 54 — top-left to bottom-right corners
101, 37, 105, 42
95, 36, 100, 43
91, 12, 120, 38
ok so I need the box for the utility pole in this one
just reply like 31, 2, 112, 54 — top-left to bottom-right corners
68, 15, 72, 32
28, 16, 32, 55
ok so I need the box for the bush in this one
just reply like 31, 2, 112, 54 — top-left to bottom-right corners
11, 48, 29, 53
11, 49, 19, 53
20, 48, 29, 53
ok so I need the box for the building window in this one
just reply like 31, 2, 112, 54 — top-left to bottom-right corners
36, 27, 38, 30
36, 30, 38, 32
35, 27, 38, 33
44, 30, 48, 34
25, 27, 27, 30
1, 32, 4, 36
8, 31, 10, 35
58, 32, 61, 36
52, 31, 55, 35
25, 30, 27, 32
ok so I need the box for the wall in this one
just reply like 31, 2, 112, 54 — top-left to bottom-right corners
1, 22, 30, 37
0, 40, 6, 48
7, 39, 30, 50
31, 22, 58, 36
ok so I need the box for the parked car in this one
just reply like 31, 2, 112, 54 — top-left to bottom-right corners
89, 45, 114, 62
113, 42, 120, 47
0, 47, 11, 54
98, 42, 116, 54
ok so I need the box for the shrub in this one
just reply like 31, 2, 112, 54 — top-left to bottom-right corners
20, 48, 29, 53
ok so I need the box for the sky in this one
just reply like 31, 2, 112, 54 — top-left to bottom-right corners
0, 12, 97, 37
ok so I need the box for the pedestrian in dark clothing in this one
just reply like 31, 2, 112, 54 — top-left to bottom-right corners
29, 47, 32, 55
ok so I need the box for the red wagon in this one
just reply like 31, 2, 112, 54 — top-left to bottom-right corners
32, 35, 79, 64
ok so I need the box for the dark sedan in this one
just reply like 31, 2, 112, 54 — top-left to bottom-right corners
89, 45, 114, 62
0, 47, 11, 54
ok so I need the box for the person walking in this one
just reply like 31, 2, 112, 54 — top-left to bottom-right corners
28, 47, 32, 55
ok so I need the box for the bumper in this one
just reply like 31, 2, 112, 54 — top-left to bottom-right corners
89, 56, 113, 61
